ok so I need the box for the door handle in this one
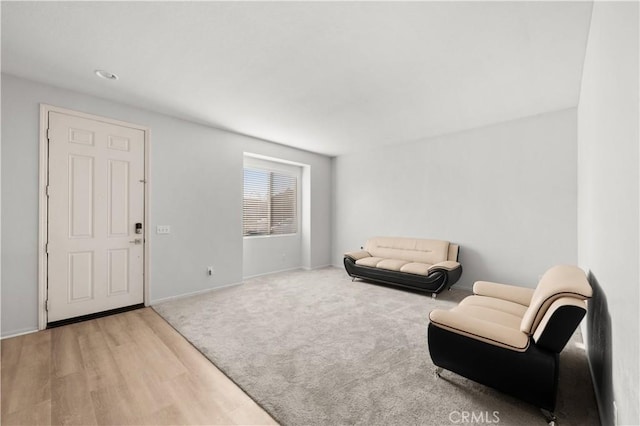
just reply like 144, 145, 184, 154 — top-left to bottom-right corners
129, 238, 143, 245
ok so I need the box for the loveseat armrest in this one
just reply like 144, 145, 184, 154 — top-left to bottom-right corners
429, 309, 529, 352
344, 250, 371, 261
427, 261, 463, 288
473, 281, 534, 307
427, 260, 460, 272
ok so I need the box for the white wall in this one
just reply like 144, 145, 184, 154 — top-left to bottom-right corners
332, 109, 578, 289
1, 74, 332, 337
243, 235, 301, 278
577, 2, 639, 425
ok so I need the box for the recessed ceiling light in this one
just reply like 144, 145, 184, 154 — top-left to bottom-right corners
95, 69, 118, 80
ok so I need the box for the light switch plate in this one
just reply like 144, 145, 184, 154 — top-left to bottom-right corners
156, 225, 171, 234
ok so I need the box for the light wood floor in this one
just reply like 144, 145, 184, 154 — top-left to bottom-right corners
1, 308, 277, 425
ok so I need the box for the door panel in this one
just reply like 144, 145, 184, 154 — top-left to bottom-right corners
107, 248, 129, 295
47, 111, 145, 322
68, 155, 94, 238
68, 251, 93, 301
108, 159, 130, 237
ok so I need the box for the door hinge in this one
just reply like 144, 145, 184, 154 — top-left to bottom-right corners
45, 299, 50, 312
46, 128, 52, 141
46, 185, 50, 197
139, 179, 147, 183
45, 242, 49, 254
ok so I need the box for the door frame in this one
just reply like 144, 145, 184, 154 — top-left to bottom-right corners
38, 104, 151, 330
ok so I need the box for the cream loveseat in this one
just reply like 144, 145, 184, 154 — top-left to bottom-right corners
428, 265, 592, 424
343, 237, 462, 296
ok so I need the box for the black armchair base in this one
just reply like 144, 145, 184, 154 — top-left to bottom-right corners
428, 323, 559, 411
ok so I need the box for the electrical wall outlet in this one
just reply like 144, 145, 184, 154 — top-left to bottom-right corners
207, 266, 214, 276
156, 225, 171, 234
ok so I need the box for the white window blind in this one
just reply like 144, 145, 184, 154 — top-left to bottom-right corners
243, 167, 298, 236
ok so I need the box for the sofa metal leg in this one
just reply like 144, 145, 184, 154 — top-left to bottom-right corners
434, 367, 443, 378
431, 293, 437, 299
352, 277, 356, 282
541, 409, 557, 426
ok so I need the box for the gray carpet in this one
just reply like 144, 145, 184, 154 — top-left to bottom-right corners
154, 267, 599, 426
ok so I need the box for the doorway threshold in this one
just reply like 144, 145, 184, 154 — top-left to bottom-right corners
46, 303, 145, 329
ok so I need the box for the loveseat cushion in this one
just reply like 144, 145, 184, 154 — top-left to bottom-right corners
364, 237, 449, 265
377, 259, 409, 271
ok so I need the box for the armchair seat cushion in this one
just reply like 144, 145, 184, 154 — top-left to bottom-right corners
344, 237, 462, 294
460, 295, 529, 318
430, 297, 529, 351
454, 305, 523, 334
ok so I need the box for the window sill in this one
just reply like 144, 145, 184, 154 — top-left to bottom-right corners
243, 233, 299, 239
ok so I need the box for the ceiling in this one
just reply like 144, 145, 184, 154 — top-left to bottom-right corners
1, 2, 592, 156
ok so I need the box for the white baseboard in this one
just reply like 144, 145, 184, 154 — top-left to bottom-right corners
153, 266, 340, 305
302, 264, 335, 271
150, 281, 243, 305
1, 328, 39, 340
243, 266, 303, 280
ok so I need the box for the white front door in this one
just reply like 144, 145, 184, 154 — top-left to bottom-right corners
47, 111, 145, 322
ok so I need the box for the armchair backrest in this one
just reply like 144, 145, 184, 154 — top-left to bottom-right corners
532, 297, 587, 353
364, 237, 450, 265
520, 265, 592, 336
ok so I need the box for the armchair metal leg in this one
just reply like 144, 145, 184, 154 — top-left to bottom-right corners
541, 409, 557, 426
434, 367, 443, 378
352, 277, 356, 282
431, 293, 437, 299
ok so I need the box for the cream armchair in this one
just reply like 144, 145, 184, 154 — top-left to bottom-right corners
427, 265, 592, 424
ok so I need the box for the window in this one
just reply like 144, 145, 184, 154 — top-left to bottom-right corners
243, 167, 298, 236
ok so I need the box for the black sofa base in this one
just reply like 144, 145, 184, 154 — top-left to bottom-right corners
428, 323, 559, 411
344, 257, 461, 294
